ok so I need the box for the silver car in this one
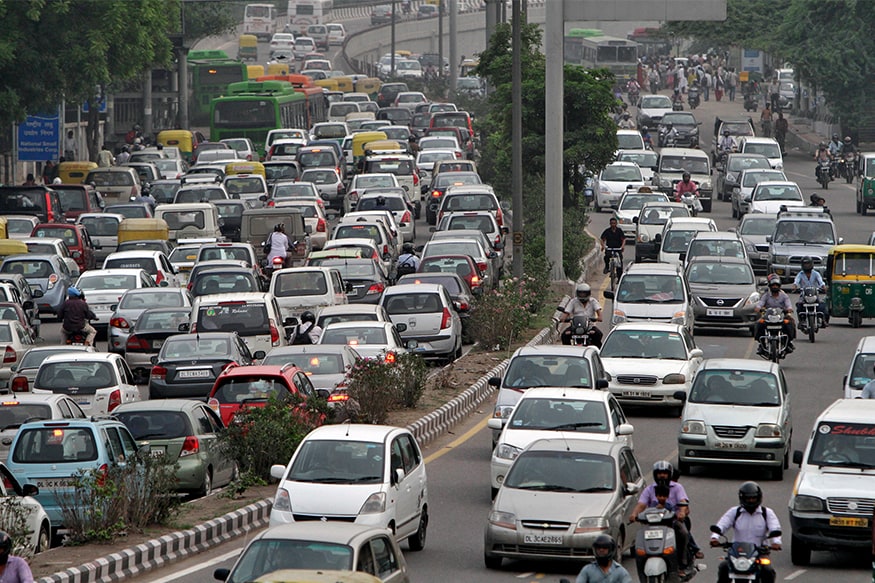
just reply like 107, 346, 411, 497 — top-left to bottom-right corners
379, 283, 462, 362
299, 168, 346, 202
484, 438, 644, 569
686, 257, 762, 334
731, 168, 787, 218
735, 214, 777, 275
357, 192, 415, 243
108, 288, 192, 354
676, 358, 792, 480
6, 345, 96, 392
0, 394, 86, 460
262, 344, 360, 394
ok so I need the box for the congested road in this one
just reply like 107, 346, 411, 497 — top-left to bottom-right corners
113, 11, 875, 583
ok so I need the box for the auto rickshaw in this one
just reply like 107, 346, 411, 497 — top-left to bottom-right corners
57, 161, 98, 184
826, 244, 875, 328
352, 131, 388, 172
355, 77, 382, 100
333, 76, 354, 93
314, 78, 341, 92
363, 140, 407, 156
157, 130, 196, 163
238, 34, 258, 61
0, 217, 10, 240
266, 62, 290, 76
117, 218, 170, 245
247, 64, 265, 79
225, 161, 266, 178
0, 239, 28, 260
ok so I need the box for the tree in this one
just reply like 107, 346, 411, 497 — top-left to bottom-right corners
663, 0, 789, 54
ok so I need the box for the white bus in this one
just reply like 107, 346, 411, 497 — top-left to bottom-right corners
243, 3, 277, 40
288, 0, 333, 34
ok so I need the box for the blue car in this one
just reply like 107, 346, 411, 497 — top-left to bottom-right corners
6, 418, 142, 536
0, 254, 75, 316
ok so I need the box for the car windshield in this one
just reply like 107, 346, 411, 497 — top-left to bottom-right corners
503, 450, 615, 492
739, 217, 777, 236
33, 227, 78, 246
773, 221, 835, 244
54, 189, 87, 211
442, 194, 496, 212
225, 178, 264, 195
601, 329, 688, 359
24, 242, 58, 256
198, 247, 251, 263
615, 274, 685, 304
640, 206, 689, 225
321, 326, 387, 346
212, 376, 291, 404
444, 215, 494, 233
753, 185, 801, 201
503, 355, 592, 389
687, 240, 746, 261
264, 351, 345, 374
354, 175, 396, 189
807, 422, 875, 468
196, 303, 270, 336
227, 539, 353, 583
0, 260, 53, 279
273, 271, 328, 297
287, 439, 384, 484
334, 224, 382, 243
641, 96, 671, 109
620, 195, 664, 211
136, 309, 190, 331
0, 404, 51, 430
508, 398, 608, 433
384, 293, 442, 314
357, 197, 406, 212
436, 173, 480, 187
161, 210, 205, 230
168, 247, 199, 264
617, 134, 644, 150
11, 426, 97, 463
723, 122, 754, 136
688, 370, 780, 406
78, 274, 137, 290
116, 411, 191, 440
318, 312, 378, 328
661, 113, 695, 126
659, 156, 709, 174
601, 166, 642, 182
687, 262, 753, 285
120, 291, 183, 309
745, 143, 781, 158
79, 217, 120, 237
6, 219, 35, 235
742, 171, 784, 187
35, 361, 116, 394
274, 183, 316, 198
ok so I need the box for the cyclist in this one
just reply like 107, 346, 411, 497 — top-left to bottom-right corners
600, 217, 625, 275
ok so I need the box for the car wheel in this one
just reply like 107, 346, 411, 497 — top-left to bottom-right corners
790, 535, 811, 566
35, 522, 50, 553
677, 459, 691, 475
490, 486, 498, 500
407, 509, 428, 551
772, 463, 784, 481
484, 554, 502, 570
198, 468, 213, 497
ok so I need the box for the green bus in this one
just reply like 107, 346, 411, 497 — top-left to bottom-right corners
189, 49, 248, 126
210, 81, 308, 156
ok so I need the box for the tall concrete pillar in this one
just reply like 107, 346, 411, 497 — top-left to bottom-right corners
544, 0, 565, 280
143, 69, 153, 138
178, 49, 189, 130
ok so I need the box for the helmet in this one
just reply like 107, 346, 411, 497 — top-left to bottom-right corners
134, 137, 141, 145
682, 172, 691, 180
274, 223, 285, 232
622, 112, 630, 119
402, 242, 415, 254
408, 135, 416, 142
376, 195, 386, 206
67, 286, 82, 298
738, 481, 763, 512
592, 534, 616, 567
845, 136, 852, 143
819, 142, 827, 149
723, 129, 730, 136
652, 460, 673, 485
666, 122, 673, 128
0, 530, 10, 565
52, 177, 62, 184
300, 311, 315, 324
575, 283, 591, 299
801, 256, 814, 272
832, 133, 839, 141
767, 274, 781, 288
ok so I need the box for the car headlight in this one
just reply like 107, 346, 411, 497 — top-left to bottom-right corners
359, 492, 386, 514
745, 242, 756, 253
599, 185, 612, 195
493, 405, 514, 420
659, 178, 672, 188
701, 180, 712, 190
495, 444, 522, 461
671, 311, 687, 324
775, 162, 784, 169
663, 373, 686, 384
745, 292, 760, 306
273, 488, 292, 512
612, 310, 627, 324
618, 217, 632, 224
638, 233, 650, 243
773, 255, 790, 264
575, 517, 609, 533
727, 172, 739, 183
681, 419, 706, 434
755, 423, 782, 438
489, 510, 517, 530
791, 495, 825, 512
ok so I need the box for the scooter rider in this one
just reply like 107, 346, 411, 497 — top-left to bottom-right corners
792, 256, 829, 327
754, 274, 796, 354
58, 286, 97, 346
661, 122, 678, 147
617, 112, 636, 129
674, 172, 701, 213
396, 242, 420, 277
292, 311, 322, 345
265, 223, 292, 268
573, 534, 633, 583
710, 482, 782, 583
560, 283, 603, 347
718, 129, 737, 156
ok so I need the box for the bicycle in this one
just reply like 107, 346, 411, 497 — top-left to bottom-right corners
606, 248, 624, 292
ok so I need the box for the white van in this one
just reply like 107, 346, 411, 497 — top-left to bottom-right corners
270, 266, 348, 321
656, 217, 717, 265
189, 292, 288, 354
788, 398, 875, 566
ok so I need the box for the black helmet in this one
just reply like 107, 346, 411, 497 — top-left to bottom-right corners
274, 223, 285, 232
767, 274, 781, 288
801, 256, 814, 271
738, 481, 762, 512
723, 129, 731, 136
0, 530, 11, 565
376, 195, 386, 206
402, 242, 415, 254
592, 534, 616, 566
652, 460, 673, 486
301, 311, 315, 324
682, 172, 691, 180
832, 133, 839, 141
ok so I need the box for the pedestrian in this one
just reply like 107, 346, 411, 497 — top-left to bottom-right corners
715, 72, 725, 101
702, 70, 712, 101
769, 79, 780, 110
41, 160, 56, 185
22, 174, 36, 186
64, 130, 77, 160
97, 144, 115, 168
728, 68, 738, 101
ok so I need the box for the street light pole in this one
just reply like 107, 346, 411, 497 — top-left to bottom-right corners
511, 0, 523, 278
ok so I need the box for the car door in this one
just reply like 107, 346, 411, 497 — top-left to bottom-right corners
607, 396, 633, 449
618, 448, 644, 544
779, 369, 792, 453
114, 358, 140, 404
367, 535, 407, 582
388, 436, 416, 538
194, 405, 234, 484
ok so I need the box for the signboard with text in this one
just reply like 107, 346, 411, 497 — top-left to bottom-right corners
17, 110, 61, 162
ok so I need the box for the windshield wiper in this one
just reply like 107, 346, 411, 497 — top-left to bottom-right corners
546, 422, 603, 431
577, 486, 614, 493
515, 484, 578, 492
820, 461, 875, 469
350, 476, 382, 482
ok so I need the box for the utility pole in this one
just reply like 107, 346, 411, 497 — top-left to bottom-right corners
438, 0, 444, 80
390, 0, 397, 77
448, 0, 457, 99
511, 0, 523, 278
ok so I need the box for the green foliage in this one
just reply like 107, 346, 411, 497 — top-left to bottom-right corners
664, 0, 789, 52
470, 275, 544, 351
345, 353, 429, 423
181, 2, 242, 45
0, 497, 38, 559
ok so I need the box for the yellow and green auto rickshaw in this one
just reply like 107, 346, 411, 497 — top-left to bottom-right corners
826, 244, 875, 328
238, 34, 258, 61
57, 161, 98, 184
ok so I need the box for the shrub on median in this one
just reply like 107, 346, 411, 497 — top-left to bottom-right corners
346, 353, 429, 424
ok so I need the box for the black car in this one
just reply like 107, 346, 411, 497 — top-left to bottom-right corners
397, 272, 475, 342
187, 264, 262, 298
214, 200, 249, 242
319, 259, 389, 304
263, 161, 301, 186
657, 111, 700, 148
376, 107, 413, 126
376, 82, 409, 108
123, 308, 192, 383
148, 332, 260, 399
147, 179, 181, 205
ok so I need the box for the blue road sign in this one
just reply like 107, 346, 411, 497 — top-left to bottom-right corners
17, 110, 61, 162
82, 98, 107, 113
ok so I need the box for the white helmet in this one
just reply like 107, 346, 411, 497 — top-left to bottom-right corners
576, 283, 591, 299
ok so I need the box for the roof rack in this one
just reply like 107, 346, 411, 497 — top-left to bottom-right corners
777, 206, 832, 218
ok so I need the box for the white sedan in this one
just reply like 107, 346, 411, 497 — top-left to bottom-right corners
599, 322, 704, 413
749, 180, 805, 215
613, 191, 669, 239
595, 161, 645, 212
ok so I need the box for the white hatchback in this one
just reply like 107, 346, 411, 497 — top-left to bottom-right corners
31, 352, 140, 416
594, 161, 645, 212
749, 180, 804, 215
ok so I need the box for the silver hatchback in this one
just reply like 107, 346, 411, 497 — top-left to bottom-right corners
379, 283, 462, 362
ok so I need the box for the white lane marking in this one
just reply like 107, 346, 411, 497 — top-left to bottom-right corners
784, 569, 807, 580
145, 547, 243, 583
516, 573, 535, 578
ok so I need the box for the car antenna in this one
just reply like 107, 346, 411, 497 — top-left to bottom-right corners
561, 431, 571, 452
344, 417, 352, 436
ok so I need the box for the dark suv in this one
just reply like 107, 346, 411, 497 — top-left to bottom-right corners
377, 82, 409, 108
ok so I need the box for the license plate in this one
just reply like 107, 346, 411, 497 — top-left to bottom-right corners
523, 534, 564, 545
36, 478, 74, 490
74, 397, 91, 407
152, 339, 164, 350
150, 446, 166, 457
706, 308, 734, 317
644, 530, 664, 540
714, 441, 748, 450
623, 390, 651, 398
177, 370, 211, 379
94, 304, 112, 312
829, 516, 869, 528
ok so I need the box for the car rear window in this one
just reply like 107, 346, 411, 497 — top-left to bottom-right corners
115, 411, 191, 440
357, 197, 406, 211
12, 426, 97, 463
78, 274, 137, 290
120, 291, 183, 309
334, 224, 381, 243
199, 247, 251, 263
35, 361, 116, 395
0, 260, 53, 278
264, 351, 345, 374
384, 293, 443, 314
0, 403, 51, 429
6, 219, 36, 235
317, 313, 379, 328
445, 215, 494, 233
176, 189, 226, 203
225, 178, 265, 195
160, 210, 205, 230
273, 271, 328, 297
161, 336, 231, 360
19, 348, 78, 370
136, 310, 190, 331
194, 273, 257, 296
86, 171, 134, 186
79, 216, 120, 237
33, 227, 78, 247
105, 257, 156, 274
321, 326, 387, 345
364, 160, 413, 175
53, 189, 88, 211
212, 377, 293, 404
196, 303, 271, 336
420, 257, 473, 277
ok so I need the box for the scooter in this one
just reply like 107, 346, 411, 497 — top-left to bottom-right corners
757, 307, 791, 363
687, 87, 700, 110
710, 526, 781, 583
743, 93, 758, 112
635, 507, 704, 583
679, 192, 702, 217
797, 286, 824, 343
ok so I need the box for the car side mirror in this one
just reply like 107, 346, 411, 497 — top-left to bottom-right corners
150, 356, 159, 365
488, 376, 501, 387
765, 235, 772, 242
793, 450, 803, 465
270, 464, 286, 480
472, 286, 483, 296
259, 195, 268, 202
159, 280, 169, 287
415, 244, 424, 253
405, 339, 417, 350
137, 443, 151, 458
178, 323, 190, 332
489, 251, 498, 259
253, 350, 266, 360
93, 241, 101, 249
603, 290, 614, 300
617, 423, 634, 436
31, 289, 43, 298
110, 304, 118, 311
395, 323, 407, 333
501, 226, 509, 235
653, 233, 662, 242
393, 467, 405, 485
345, 282, 354, 293
624, 481, 641, 496
689, 348, 703, 359
22, 300, 33, 310
673, 390, 687, 402
284, 317, 299, 327
632, 216, 639, 224
315, 388, 331, 400
839, 237, 844, 244
214, 568, 230, 582
22, 484, 38, 497
596, 379, 609, 390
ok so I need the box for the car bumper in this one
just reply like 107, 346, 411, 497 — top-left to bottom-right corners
125, 351, 156, 379
484, 524, 605, 562
490, 457, 514, 489
269, 506, 393, 530
404, 334, 456, 357
596, 192, 622, 209
617, 224, 637, 239
691, 304, 758, 329
635, 241, 658, 261
790, 512, 874, 550
148, 379, 215, 400
607, 381, 689, 407
173, 454, 211, 491
678, 435, 786, 467
108, 327, 131, 353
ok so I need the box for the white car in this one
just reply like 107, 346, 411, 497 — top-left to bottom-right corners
357, 192, 415, 243
269, 424, 428, 550
613, 191, 669, 239
395, 59, 423, 79
102, 250, 181, 287
269, 32, 295, 51
617, 149, 658, 182
379, 284, 462, 361
318, 321, 408, 360
394, 92, 428, 112
749, 180, 804, 214
326, 22, 346, 45
415, 149, 458, 183
599, 323, 704, 413
0, 320, 36, 390
346, 173, 401, 214
636, 94, 673, 130
732, 168, 787, 218
616, 129, 647, 151
594, 161, 645, 212
31, 352, 140, 416
278, 200, 328, 250
0, 462, 52, 553
739, 136, 784, 169
0, 394, 86, 460
487, 387, 634, 497
75, 269, 157, 330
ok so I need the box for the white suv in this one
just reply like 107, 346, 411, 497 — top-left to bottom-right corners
188, 292, 289, 355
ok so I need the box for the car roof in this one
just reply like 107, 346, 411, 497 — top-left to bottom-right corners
19, 418, 124, 430
697, 358, 778, 374
254, 522, 393, 548
517, 387, 612, 403
753, 180, 798, 188
690, 231, 743, 240
41, 352, 119, 365
305, 423, 405, 442
608, 322, 687, 333
659, 147, 709, 158
219, 364, 298, 379
193, 292, 272, 306
510, 345, 599, 359
524, 437, 618, 455
817, 398, 875, 423
106, 250, 164, 259
0, 393, 77, 405
665, 217, 717, 229
624, 262, 682, 275
114, 399, 205, 413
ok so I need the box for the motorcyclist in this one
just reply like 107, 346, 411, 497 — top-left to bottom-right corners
839, 136, 858, 177
617, 112, 635, 130
792, 256, 829, 326
674, 172, 700, 210
560, 283, 603, 347
754, 274, 796, 354
710, 482, 782, 583
58, 286, 97, 346
573, 534, 632, 583
660, 122, 678, 147
827, 133, 842, 157
814, 142, 833, 181
407, 135, 421, 155
718, 129, 737, 156
292, 311, 322, 345
809, 193, 826, 207
396, 242, 420, 277
265, 223, 292, 268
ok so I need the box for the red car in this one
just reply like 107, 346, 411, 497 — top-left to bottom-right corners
418, 254, 483, 290
30, 223, 97, 273
207, 363, 325, 426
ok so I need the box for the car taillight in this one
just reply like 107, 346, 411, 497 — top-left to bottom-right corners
337, 183, 344, 193
438, 211, 444, 222
156, 271, 165, 285
10, 376, 27, 393
349, 190, 359, 201
316, 218, 326, 232
401, 211, 411, 224
431, 190, 441, 198
110, 317, 130, 329
108, 389, 121, 412
471, 275, 481, 287
494, 234, 502, 246
187, 281, 193, 290
96, 464, 108, 487
327, 392, 349, 403
383, 244, 389, 257
151, 365, 167, 380
440, 307, 452, 329
3, 346, 15, 364
180, 436, 200, 457
366, 282, 385, 295
270, 319, 280, 345
131, 186, 138, 198
496, 207, 504, 227
385, 352, 396, 364
477, 261, 488, 273
190, 323, 197, 334
459, 301, 469, 311
126, 335, 150, 351
454, 152, 462, 159
47, 274, 58, 289
246, 153, 252, 161
413, 172, 419, 186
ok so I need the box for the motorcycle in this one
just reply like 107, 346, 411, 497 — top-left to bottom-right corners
743, 93, 758, 112
757, 307, 791, 363
262, 254, 287, 279
687, 87, 700, 110
816, 159, 832, 189
840, 153, 857, 183
628, 86, 640, 105
679, 192, 701, 217
635, 507, 704, 583
568, 315, 598, 346
797, 286, 824, 343
672, 99, 684, 111
710, 526, 781, 583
